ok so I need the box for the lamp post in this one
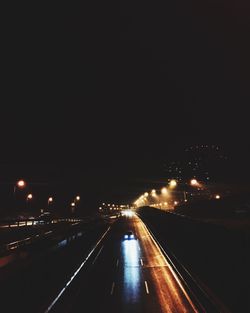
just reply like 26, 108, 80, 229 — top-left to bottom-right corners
26, 193, 33, 210
71, 202, 76, 214
48, 196, 53, 211
14, 179, 26, 195
74, 195, 80, 214
13, 180, 27, 213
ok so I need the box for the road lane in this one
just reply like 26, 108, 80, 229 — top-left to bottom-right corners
131, 215, 199, 313
0, 219, 110, 313
61, 214, 200, 313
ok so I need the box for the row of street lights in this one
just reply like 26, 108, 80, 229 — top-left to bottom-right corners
70, 195, 81, 213
98, 203, 130, 212
13, 179, 80, 214
133, 178, 210, 209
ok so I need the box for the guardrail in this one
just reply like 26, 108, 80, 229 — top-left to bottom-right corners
0, 218, 83, 229
0, 216, 103, 257
0, 218, 84, 256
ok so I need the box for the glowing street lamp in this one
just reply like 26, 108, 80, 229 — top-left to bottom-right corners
190, 179, 198, 186
17, 180, 26, 188
161, 187, 168, 195
169, 180, 177, 188
71, 201, 76, 214
13, 180, 28, 211
27, 193, 33, 200
76, 196, 80, 201
47, 197, 53, 211
48, 197, 53, 203
14, 179, 26, 195
25, 193, 33, 210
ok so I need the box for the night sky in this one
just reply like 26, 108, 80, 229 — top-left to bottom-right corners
1, 1, 250, 214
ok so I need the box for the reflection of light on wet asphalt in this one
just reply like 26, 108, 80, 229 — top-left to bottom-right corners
123, 240, 139, 266
52, 231, 84, 250
122, 239, 141, 303
57, 239, 67, 248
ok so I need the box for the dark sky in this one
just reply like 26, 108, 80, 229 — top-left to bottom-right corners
1, 1, 250, 212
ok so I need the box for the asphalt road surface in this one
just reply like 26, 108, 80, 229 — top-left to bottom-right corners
52, 213, 200, 313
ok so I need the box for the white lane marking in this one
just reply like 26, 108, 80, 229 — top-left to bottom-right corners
110, 282, 115, 295
140, 258, 144, 266
116, 259, 119, 267
144, 281, 150, 294
92, 245, 104, 265
44, 226, 111, 313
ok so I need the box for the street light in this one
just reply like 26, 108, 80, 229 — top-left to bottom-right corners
14, 179, 26, 194
76, 196, 80, 201
151, 189, 157, 197
48, 196, 53, 211
169, 180, 177, 188
12, 180, 28, 213
190, 179, 199, 186
71, 202, 76, 214
161, 187, 168, 195
26, 193, 33, 210
48, 197, 53, 203
27, 193, 33, 200
17, 180, 26, 188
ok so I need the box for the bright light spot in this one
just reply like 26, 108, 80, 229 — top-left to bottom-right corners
17, 180, 26, 188
144, 192, 149, 197
174, 201, 178, 205
190, 179, 198, 186
123, 210, 134, 217
76, 196, 80, 201
215, 194, 221, 199
71, 202, 75, 206
27, 193, 33, 200
122, 238, 141, 302
123, 239, 139, 265
151, 189, 157, 197
169, 180, 177, 188
57, 239, 67, 248
48, 197, 53, 202
161, 187, 168, 195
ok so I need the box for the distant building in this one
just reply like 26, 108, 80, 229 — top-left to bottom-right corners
163, 145, 228, 182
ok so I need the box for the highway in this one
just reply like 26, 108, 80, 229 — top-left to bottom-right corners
0, 218, 111, 313
50, 213, 201, 313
